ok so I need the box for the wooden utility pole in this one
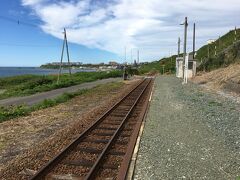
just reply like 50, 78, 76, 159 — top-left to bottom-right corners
57, 28, 71, 84
193, 23, 196, 59
178, 37, 181, 57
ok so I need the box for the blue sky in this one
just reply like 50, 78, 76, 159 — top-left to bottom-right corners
0, 0, 239, 67
0, 0, 120, 66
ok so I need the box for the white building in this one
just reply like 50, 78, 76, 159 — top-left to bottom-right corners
176, 54, 197, 78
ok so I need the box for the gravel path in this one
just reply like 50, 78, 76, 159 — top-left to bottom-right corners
0, 78, 121, 106
134, 76, 240, 179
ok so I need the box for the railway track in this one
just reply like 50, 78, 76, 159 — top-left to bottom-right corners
30, 78, 153, 180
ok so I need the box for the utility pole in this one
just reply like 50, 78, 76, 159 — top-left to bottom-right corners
137, 50, 140, 64
123, 46, 127, 80
131, 49, 133, 64
193, 23, 196, 59
178, 37, 181, 57
208, 44, 210, 59
124, 46, 127, 62
181, 17, 188, 80
64, 28, 71, 76
235, 26, 237, 42
214, 44, 217, 57
57, 28, 71, 84
219, 36, 221, 50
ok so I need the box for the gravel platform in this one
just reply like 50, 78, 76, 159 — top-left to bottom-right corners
134, 76, 240, 179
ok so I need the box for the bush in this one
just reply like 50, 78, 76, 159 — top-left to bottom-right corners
0, 105, 30, 123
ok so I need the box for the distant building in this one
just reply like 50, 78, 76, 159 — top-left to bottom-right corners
207, 39, 216, 44
45, 62, 82, 66
109, 61, 118, 66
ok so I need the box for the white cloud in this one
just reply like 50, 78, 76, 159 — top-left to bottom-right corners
22, 0, 46, 6
22, 0, 240, 61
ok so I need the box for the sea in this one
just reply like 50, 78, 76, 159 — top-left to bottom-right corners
0, 67, 96, 78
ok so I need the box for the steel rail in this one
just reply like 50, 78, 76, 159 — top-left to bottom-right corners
84, 78, 151, 180
30, 79, 147, 180
117, 77, 154, 180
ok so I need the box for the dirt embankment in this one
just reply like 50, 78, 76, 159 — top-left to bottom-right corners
192, 63, 240, 95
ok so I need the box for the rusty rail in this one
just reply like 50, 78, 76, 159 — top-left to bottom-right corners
30, 78, 153, 180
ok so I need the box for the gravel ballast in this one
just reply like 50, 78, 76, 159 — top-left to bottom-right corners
0, 80, 141, 179
134, 76, 240, 179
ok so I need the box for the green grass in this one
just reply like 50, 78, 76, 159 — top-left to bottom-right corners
0, 81, 124, 123
0, 105, 30, 122
0, 70, 122, 99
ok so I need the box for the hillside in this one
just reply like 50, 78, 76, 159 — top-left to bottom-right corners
197, 28, 240, 71
196, 29, 240, 61
192, 29, 240, 95
139, 55, 177, 74
139, 28, 240, 74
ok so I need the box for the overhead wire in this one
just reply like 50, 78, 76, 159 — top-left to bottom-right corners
0, 43, 59, 48
0, 15, 61, 48
0, 15, 39, 28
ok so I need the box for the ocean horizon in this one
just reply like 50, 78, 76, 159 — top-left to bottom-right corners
0, 67, 95, 77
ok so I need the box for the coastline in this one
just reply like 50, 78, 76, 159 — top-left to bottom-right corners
0, 67, 96, 78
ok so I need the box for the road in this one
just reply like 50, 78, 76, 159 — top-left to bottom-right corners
0, 78, 121, 106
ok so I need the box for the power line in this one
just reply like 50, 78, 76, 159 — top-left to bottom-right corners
0, 43, 58, 48
0, 15, 39, 28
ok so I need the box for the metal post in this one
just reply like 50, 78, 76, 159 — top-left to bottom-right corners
131, 49, 133, 64
215, 45, 217, 56
125, 46, 127, 62
137, 50, 139, 64
219, 36, 221, 50
193, 23, 196, 59
235, 26, 237, 42
178, 37, 181, 57
64, 28, 71, 75
123, 46, 127, 80
57, 30, 66, 84
208, 44, 210, 59
184, 53, 189, 84
183, 17, 188, 80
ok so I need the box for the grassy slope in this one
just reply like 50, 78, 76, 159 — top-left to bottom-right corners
139, 55, 177, 74
0, 71, 122, 99
139, 28, 240, 74
196, 29, 240, 61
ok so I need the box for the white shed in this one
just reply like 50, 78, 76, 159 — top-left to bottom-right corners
176, 54, 197, 78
